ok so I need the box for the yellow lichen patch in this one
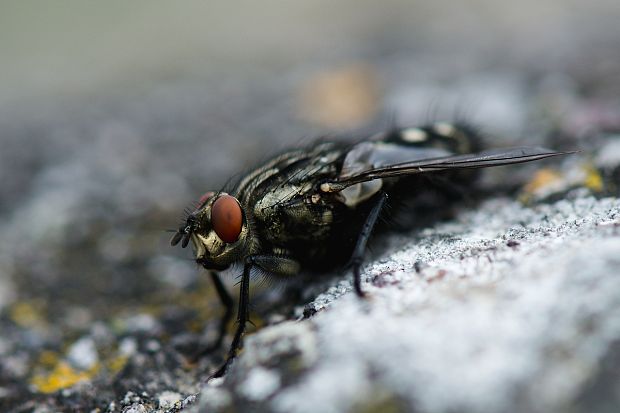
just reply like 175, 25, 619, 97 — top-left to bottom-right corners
31, 361, 98, 394
10, 301, 46, 329
583, 165, 604, 192
107, 354, 128, 375
522, 168, 563, 194
519, 168, 564, 203
37, 350, 60, 368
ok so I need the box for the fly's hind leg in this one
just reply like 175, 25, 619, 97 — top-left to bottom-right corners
190, 271, 234, 362
349, 191, 388, 297
211, 254, 300, 378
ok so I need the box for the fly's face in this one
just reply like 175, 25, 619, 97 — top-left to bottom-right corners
171, 191, 250, 270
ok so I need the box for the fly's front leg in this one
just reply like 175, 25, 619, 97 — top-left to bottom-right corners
211, 258, 252, 378
190, 271, 234, 362
211, 254, 300, 378
349, 191, 388, 297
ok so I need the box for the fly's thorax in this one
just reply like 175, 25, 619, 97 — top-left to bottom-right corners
187, 192, 255, 269
253, 181, 314, 216
252, 182, 336, 244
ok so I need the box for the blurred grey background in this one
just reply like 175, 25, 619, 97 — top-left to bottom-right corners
1, 1, 620, 411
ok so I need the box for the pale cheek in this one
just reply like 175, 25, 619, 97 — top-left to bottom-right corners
190, 233, 206, 258
195, 232, 225, 257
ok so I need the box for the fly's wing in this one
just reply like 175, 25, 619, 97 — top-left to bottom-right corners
322, 146, 573, 193
335, 141, 453, 206
339, 141, 451, 179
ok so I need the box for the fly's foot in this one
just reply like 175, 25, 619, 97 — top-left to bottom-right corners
210, 356, 235, 379
353, 271, 368, 298
347, 258, 368, 298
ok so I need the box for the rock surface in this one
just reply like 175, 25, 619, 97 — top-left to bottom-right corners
194, 196, 620, 413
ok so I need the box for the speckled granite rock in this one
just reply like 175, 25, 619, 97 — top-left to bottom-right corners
193, 195, 620, 413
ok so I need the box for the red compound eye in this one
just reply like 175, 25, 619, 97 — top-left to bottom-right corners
211, 195, 243, 243
198, 191, 215, 207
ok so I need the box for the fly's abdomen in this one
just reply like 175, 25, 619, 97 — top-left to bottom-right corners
375, 123, 485, 227
383, 122, 482, 155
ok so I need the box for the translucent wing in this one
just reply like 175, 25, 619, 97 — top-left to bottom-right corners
321, 146, 573, 193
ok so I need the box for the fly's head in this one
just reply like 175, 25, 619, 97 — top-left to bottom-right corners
171, 191, 250, 270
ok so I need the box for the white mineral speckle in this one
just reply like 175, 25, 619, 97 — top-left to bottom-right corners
122, 404, 148, 413
194, 384, 232, 411
67, 336, 98, 370
118, 337, 138, 357
157, 391, 183, 409
124, 313, 160, 333
240, 367, 281, 401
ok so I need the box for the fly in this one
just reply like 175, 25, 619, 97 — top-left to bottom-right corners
170, 122, 571, 377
